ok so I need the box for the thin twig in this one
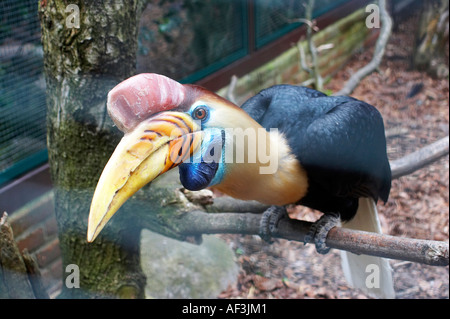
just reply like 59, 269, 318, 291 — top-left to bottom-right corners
290, 18, 319, 31
298, 41, 313, 75
385, 127, 409, 138
305, 0, 323, 90
390, 136, 449, 179
334, 0, 392, 96
225, 75, 238, 105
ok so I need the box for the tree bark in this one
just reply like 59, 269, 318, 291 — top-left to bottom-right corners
413, 0, 449, 78
0, 213, 35, 298
39, 0, 146, 298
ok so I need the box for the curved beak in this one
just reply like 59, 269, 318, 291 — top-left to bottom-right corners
87, 112, 202, 242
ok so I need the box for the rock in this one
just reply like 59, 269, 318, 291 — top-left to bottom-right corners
140, 229, 238, 298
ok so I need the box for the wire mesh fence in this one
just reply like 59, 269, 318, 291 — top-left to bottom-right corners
0, 0, 47, 185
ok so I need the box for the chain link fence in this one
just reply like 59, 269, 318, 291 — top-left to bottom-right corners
0, 0, 47, 185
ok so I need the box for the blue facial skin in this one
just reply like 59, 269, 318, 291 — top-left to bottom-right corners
178, 127, 225, 191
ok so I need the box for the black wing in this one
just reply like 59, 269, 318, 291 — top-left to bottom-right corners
241, 85, 391, 220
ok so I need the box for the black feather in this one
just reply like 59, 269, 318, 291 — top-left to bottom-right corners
241, 85, 391, 221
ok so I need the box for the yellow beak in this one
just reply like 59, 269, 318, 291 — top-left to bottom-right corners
87, 112, 202, 242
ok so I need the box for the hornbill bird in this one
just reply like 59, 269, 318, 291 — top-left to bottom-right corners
87, 73, 394, 298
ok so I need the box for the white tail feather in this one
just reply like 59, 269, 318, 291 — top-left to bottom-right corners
340, 197, 395, 298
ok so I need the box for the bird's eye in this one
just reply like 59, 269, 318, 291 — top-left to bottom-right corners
193, 106, 208, 121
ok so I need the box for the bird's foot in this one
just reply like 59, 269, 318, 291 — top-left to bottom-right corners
259, 206, 287, 243
304, 212, 340, 254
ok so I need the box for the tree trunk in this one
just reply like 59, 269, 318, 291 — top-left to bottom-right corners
413, 0, 449, 78
39, 0, 147, 298
0, 213, 36, 298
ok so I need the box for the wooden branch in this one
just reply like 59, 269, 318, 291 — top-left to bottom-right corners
206, 196, 269, 214
334, 0, 393, 96
173, 210, 449, 267
137, 137, 449, 268
385, 127, 409, 138
326, 226, 448, 266
390, 136, 449, 179
225, 75, 239, 105
183, 137, 449, 266
297, 0, 324, 91
298, 41, 313, 75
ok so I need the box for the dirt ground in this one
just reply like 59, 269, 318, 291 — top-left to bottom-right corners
217, 13, 449, 299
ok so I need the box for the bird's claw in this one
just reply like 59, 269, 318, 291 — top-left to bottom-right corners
304, 212, 340, 254
259, 206, 287, 243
